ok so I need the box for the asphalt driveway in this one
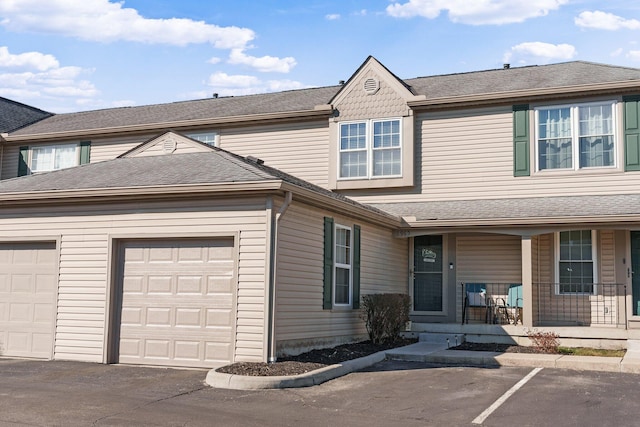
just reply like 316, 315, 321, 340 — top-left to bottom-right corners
1, 358, 639, 426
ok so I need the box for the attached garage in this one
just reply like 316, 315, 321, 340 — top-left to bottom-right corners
114, 238, 237, 368
0, 242, 57, 359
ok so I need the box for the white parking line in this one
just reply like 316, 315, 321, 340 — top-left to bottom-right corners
472, 367, 543, 425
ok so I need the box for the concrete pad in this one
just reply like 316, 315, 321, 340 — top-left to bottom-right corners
555, 355, 622, 372
386, 342, 449, 362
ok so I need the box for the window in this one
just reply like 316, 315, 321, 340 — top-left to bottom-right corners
30, 144, 78, 173
186, 131, 218, 146
334, 225, 352, 306
18, 142, 90, 176
339, 118, 401, 179
536, 101, 616, 171
557, 230, 596, 294
323, 217, 360, 310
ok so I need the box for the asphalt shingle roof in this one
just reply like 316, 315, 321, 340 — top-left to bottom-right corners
370, 195, 640, 223
10, 61, 640, 137
0, 97, 52, 133
0, 149, 399, 221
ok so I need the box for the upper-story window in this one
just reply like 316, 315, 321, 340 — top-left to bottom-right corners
536, 101, 616, 171
339, 118, 401, 179
30, 144, 79, 173
185, 131, 218, 146
18, 141, 90, 177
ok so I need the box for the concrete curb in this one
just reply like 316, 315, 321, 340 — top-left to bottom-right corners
207, 345, 640, 390
206, 350, 388, 390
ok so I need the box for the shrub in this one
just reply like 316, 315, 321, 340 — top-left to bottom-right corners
526, 329, 560, 354
360, 293, 411, 344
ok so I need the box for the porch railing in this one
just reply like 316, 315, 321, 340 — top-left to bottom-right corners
536, 283, 626, 327
461, 282, 627, 327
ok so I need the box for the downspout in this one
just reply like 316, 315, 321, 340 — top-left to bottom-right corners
267, 191, 293, 363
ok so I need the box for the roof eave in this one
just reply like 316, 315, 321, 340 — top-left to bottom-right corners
0, 180, 284, 204
280, 182, 402, 228
407, 80, 640, 110
5, 106, 334, 142
403, 214, 640, 229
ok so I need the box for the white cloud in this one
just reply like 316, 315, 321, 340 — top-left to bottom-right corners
207, 57, 222, 65
575, 11, 640, 31
205, 72, 305, 96
386, 0, 568, 25
504, 42, 577, 63
0, 47, 99, 111
228, 49, 297, 73
0, 46, 59, 71
0, 0, 255, 49
611, 47, 624, 57
627, 51, 640, 61
326, 14, 340, 20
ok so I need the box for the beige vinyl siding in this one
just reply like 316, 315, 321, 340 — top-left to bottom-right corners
351, 103, 640, 204
600, 230, 616, 283
89, 134, 157, 163
274, 203, 407, 353
457, 234, 522, 284
0, 199, 268, 363
220, 121, 330, 189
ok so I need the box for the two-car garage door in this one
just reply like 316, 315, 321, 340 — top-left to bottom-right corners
0, 242, 57, 359
116, 239, 236, 368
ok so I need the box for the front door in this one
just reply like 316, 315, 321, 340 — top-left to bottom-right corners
413, 235, 444, 312
631, 231, 640, 316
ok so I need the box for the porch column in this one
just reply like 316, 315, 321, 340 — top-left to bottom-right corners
521, 236, 533, 328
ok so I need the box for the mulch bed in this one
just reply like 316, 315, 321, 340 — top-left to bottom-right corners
216, 338, 418, 377
215, 339, 553, 377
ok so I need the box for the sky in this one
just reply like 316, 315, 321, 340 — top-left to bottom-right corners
2, 0, 640, 113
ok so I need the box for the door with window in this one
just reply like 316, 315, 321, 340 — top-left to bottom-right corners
631, 232, 640, 316
413, 235, 443, 312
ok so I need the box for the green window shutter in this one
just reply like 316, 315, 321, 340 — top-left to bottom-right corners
79, 141, 91, 165
352, 224, 361, 309
623, 96, 640, 171
513, 104, 530, 177
323, 217, 334, 310
18, 146, 29, 177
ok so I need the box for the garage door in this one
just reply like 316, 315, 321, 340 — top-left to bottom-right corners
0, 242, 57, 359
117, 239, 236, 368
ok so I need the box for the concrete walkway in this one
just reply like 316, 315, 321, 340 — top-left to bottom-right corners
206, 341, 640, 390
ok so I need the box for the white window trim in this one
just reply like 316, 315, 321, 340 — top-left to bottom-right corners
29, 143, 80, 174
534, 100, 617, 172
338, 118, 403, 181
185, 131, 219, 147
554, 230, 598, 295
333, 224, 353, 307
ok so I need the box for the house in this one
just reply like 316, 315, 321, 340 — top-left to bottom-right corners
2, 56, 640, 368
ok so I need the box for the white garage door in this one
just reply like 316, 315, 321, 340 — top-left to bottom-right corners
0, 242, 57, 359
117, 239, 236, 368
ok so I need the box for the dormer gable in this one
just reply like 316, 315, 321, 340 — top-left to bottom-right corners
330, 56, 423, 120
328, 57, 417, 190
118, 131, 215, 158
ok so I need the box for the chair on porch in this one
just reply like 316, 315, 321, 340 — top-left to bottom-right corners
492, 284, 523, 324
462, 283, 490, 324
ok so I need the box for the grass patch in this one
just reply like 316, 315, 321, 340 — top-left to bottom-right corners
558, 347, 626, 357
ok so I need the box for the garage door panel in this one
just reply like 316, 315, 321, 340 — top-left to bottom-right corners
118, 238, 236, 368
0, 243, 56, 359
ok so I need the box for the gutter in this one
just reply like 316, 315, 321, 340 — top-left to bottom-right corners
267, 191, 293, 363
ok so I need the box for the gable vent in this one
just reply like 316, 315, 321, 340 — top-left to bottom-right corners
163, 137, 177, 154
363, 77, 380, 95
